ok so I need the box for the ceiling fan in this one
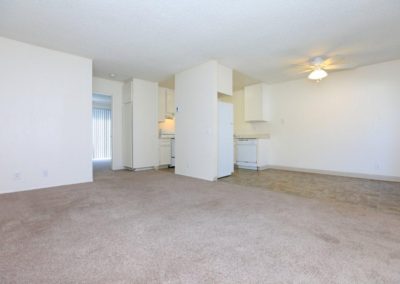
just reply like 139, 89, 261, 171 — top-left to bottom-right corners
308, 57, 328, 81
293, 56, 354, 82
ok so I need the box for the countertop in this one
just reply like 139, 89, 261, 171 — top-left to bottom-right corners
234, 133, 270, 139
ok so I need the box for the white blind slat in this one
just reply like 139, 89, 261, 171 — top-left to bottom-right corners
92, 108, 112, 160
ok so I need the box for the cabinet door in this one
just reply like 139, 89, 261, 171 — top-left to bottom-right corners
218, 64, 233, 96
166, 88, 175, 115
257, 139, 269, 167
244, 84, 264, 122
159, 140, 171, 165
158, 87, 166, 122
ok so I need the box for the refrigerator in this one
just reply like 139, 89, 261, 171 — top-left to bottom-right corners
218, 101, 234, 178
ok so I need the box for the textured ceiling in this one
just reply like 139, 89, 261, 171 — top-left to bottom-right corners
1, 0, 400, 85
159, 71, 259, 91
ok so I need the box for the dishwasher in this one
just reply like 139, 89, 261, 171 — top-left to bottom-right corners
236, 139, 257, 168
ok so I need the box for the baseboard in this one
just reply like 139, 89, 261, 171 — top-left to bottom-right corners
266, 165, 400, 182
157, 165, 170, 169
235, 163, 269, 171
111, 166, 124, 171
124, 166, 156, 171
258, 165, 269, 171
134, 167, 156, 172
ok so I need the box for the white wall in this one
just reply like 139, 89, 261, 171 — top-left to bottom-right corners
0, 37, 93, 193
92, 77, 124, 170
175, 61, 218, 181
131, 79, 159, 169
267, 60, 400, 179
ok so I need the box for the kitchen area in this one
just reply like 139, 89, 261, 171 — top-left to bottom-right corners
158, 86, 176, 169
232, 82, 271, 171
157, 77, 271, 174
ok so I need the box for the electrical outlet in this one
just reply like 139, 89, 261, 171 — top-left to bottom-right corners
42, 170, 48, 178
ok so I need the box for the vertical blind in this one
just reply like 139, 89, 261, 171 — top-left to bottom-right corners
92, 108, 112, 160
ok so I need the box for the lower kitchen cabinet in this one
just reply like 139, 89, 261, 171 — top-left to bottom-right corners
235, 138, 269, 170
159, 138, 172, 166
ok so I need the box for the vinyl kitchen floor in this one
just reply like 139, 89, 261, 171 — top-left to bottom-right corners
220, 168, 400, 215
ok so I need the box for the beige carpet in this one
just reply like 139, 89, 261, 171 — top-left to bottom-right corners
1, 170, 399, 283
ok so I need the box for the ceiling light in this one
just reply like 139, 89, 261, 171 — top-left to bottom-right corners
109, 73, 116, 78
308, 67, 328, 81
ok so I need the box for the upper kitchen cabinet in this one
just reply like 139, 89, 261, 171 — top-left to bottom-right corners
166, 88, 175, 115
244, 83, 271, 122
218, 64, 233, 96
158, 87, 175, 122
158, 87, 166, 122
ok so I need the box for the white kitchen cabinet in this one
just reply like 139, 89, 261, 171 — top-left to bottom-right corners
158, 87, 175, 121
123, 79, 158, 170
218, 64, 233, 96
166, 88, 175, 115
235, 138, 269, 170
244, 83, 271, 122
159, 138, 171, 166
158, 88, 167, 122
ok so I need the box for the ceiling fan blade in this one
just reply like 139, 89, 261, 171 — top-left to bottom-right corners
286, 59, 317, 72
321, 57, 334, 67
298, 69, 313, 74
324, 63, 355, 71
288, 65, 314, 74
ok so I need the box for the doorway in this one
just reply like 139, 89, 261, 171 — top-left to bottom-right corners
92, 93, 112, 174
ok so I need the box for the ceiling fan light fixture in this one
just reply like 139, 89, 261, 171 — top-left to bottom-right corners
308, 67, 328, 81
